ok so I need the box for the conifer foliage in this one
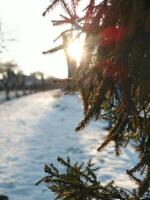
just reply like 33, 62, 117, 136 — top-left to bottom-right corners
39, 0, 150, 199
37, 157, 134, 200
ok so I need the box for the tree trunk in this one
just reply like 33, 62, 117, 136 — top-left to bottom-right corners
64, 48, 77, 77
5, 87, 10, 100
63, 34, 77, 78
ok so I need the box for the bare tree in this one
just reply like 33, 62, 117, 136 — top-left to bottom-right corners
42, 0, 82, 77
0, 62, 18, 100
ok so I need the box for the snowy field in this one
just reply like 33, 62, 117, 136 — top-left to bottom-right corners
0, 90, 138, 200
0, 91, 31, 103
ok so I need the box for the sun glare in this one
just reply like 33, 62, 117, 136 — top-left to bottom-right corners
67, 39, 84, 65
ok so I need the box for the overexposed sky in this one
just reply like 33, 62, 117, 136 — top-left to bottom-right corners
0, 0, 68, 78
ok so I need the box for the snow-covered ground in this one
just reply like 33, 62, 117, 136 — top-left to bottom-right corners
0, 91, 31, 103
0, 90, 138, 200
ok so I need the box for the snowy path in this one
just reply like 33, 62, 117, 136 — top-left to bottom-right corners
0, 90, 138, 200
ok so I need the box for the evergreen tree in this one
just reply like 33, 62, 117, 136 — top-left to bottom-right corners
38, 0, 150, 199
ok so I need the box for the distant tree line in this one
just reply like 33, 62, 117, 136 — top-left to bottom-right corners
0, 61, 57, 101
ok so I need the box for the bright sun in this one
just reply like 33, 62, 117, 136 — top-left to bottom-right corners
67, 39, 84, 65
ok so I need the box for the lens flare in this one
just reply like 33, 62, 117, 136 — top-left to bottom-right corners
67, 39, 84, 65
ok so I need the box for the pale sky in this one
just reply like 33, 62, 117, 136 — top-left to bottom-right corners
0, 0, 68, 78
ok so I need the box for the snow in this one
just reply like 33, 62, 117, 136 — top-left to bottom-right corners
0, 90, 138, 200
0, 91, 31, 103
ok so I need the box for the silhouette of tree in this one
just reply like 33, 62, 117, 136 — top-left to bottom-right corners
32, 71, 45, 90
0, 62, 18, 100
42, 0, 82, 77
